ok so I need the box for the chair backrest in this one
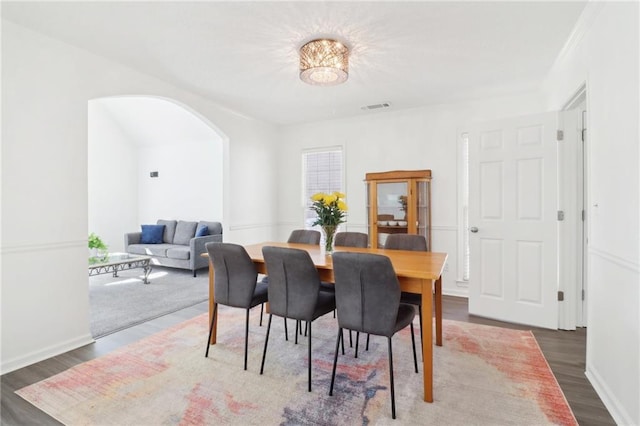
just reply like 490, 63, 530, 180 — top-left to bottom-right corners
262, 246, 321, 320
384, 234, 428, 251
334, 232, 368, 248
287, 229, 321, 245
332, 252, 401, 337
206, 242, 258, 308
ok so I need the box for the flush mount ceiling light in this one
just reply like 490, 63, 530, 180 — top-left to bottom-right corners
299, 38, 349, 86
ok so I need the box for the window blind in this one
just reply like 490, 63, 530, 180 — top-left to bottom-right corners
302, 149, 343, 227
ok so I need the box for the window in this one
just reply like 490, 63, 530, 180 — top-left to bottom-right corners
302, 148, 344, 228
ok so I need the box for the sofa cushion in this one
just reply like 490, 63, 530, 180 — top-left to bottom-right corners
127, 243, 172, 257
140, 225, 165, 244
198, 221, 222, 236
173, 221, 197, 245
166, 246, 191, 260
195, 225, 209, 237
157, 219, 177, 244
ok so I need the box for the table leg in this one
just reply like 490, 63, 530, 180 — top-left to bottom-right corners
421, 279, 433, 402
143, 263, 151, 284
435, 276, 442, 346
208, 258, 217, 344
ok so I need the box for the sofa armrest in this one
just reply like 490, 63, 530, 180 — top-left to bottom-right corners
124, 232, 141, 252
190, 234, 223, 269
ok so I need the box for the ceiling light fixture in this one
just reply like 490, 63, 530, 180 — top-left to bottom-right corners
299, 38, 349, 86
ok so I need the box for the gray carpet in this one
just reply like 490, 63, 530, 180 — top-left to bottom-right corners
89, 266, 209, 338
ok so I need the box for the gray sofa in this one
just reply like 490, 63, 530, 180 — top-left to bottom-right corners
124, 219, 223, 277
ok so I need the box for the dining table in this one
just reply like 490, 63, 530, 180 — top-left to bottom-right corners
205, 241, 448, 403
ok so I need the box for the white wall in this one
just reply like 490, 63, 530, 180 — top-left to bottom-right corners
88, 100, 139, 253
278, 93, 547, 297
137, 139, 223, 226
543, 3, 639, 424
1, 21, 279, 373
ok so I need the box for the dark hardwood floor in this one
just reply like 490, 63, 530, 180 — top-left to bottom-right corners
1, 296, 616, 425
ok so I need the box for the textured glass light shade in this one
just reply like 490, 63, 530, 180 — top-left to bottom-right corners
299, 39, 349, 86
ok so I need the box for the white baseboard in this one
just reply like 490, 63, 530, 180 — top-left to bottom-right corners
443, 288, 469, 298
1, 333, 95, 375
586, 365, 635, 425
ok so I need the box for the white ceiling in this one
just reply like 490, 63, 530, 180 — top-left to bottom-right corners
2, 1, 587, 126
94, 97, 222, 147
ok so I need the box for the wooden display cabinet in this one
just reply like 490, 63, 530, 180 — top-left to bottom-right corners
365, 170, 432, 249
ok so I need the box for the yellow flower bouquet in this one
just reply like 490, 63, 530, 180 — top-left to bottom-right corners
309, 191, 348, 253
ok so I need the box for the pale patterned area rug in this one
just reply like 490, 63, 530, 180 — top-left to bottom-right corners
16, 307, 577, 425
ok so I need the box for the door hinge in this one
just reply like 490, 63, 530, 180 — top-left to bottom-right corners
582, 289, 585, 301
557, 210, 565, 221
557, 130, 564, 141
558, 291, 564, 301
582, 210, 586, 221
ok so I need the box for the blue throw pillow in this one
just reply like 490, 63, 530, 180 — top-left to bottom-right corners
140, 224, 165, 244
195, 225, 209, 237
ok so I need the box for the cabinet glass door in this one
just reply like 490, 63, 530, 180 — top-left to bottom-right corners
376, 182, 408, 247
415, 180, 430, 250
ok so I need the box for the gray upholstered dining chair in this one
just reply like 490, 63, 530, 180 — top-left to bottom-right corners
334, 231, 368, 248
262, 228, 321, 338
260, 246, 336, 392
321, 231, 369, 347
329, 251, 418, 419
320, 231, 368, 294
288, 229, 321, 245
384, 234, 428, 251
205, 242, 269, 371
382, 233, 428, 353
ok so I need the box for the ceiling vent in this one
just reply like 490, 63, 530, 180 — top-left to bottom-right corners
361, 102, 391, 111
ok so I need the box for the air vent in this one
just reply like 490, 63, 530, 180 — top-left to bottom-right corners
361, 102, 391, 111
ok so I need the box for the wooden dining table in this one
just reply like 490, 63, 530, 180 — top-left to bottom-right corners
206, 241, 447, 403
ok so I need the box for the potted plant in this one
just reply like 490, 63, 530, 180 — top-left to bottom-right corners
398, 195, 408, 219
88, 232, 108, 258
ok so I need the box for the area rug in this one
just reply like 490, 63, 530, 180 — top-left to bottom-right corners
89, 267, 208, 338
17, 308, 577, 425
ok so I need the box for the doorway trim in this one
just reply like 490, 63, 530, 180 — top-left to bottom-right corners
559, 83, 588, 329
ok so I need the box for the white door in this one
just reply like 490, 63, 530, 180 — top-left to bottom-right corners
468, 112, 559, 329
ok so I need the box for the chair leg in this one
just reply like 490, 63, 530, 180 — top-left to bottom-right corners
304, 322, 308, 336
388, 337, 396, 420
329, 328, 343, 396
410, 322, 418, 373
205, 303, 218, 358
355, 331, 360, 359
260, 314, 273, 375
366, 333, 370, 351
244, 309, 250, 371
259, 303, 264, 327
295, 320, 299, 345
284, 318, 288, 341
193, 270, 197, 277
307, 321, 312, 392
349, 330, 353, 347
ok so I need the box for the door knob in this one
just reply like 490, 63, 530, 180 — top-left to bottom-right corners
470, 227, 478, 233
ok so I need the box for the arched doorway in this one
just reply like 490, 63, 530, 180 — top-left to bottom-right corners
88, 96, 225, 252
87, 96, 226, 337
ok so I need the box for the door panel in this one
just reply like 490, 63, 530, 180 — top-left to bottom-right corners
468, 112, 558, 329
479, 238, 503, 298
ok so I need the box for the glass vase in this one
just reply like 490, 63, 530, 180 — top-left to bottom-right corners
321, 225, 337, 254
